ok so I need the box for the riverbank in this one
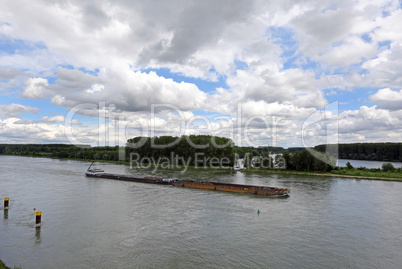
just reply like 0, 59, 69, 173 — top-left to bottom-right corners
55, 157, 402, 181
2, 154, 402, 182
243, 168, 402, 182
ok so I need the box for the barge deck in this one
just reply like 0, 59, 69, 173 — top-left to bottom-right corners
85, 168, 289, 197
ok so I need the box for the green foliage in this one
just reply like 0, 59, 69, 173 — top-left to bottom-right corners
278, 150, 335, 172
382, 162, 395, 172
282, 150, 292, 170
242, 153, 252, 168
1, 136, 235, 167
0, 259, 8, 269
346, 161, 354, 170
234, 146, 285, 158
126, 135, 235, 166
0, 144, 121, 161
315, 142, 402, 162
286, 147, 306, 153
330, 167, 402, 179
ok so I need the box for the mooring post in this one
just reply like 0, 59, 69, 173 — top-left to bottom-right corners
35, 211, 41, 228
4, 197, 9, 210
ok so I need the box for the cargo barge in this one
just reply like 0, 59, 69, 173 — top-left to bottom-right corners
172, 180, 289, 197
85, 164, 289, 197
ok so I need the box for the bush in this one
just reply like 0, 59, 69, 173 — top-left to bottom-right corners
346, 161, 354, 170
382, 162, 395, 172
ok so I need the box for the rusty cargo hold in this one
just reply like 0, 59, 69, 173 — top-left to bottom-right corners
171, 180, 289, 197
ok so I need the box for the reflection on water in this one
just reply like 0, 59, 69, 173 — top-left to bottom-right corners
35, 227, 41, 244
3, 210, 8, 220
0, 156, 401, 269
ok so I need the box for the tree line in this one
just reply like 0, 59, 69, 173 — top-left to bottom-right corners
234, 146, 285, 158
1, 141, 402, 171
314, 142, 402, 162
126, 135, 235, 166
242, 150, 335, 172
0, 144, 121, 161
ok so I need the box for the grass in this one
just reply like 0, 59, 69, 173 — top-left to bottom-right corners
330, 169, 402, 180
243, 168, 402, 182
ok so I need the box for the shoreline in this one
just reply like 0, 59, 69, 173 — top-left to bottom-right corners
242, 169, 402, 182
1, 154, 402, 182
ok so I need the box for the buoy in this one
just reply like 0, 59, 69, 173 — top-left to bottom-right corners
257, 209, 260, 215
35, 211, 41, 228
4, 197, 9, 210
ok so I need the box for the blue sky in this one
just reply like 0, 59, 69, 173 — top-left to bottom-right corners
1, 0, 402, 147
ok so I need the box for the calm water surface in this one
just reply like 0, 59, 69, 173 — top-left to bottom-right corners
337, 159, 402, 168
1, 156, 401, 268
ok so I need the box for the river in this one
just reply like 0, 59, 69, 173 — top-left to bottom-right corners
1, 156, 401, 268
337, 159, 402, 169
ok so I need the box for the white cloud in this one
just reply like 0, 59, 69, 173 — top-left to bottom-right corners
224, 67, 328, 111
361, 42, 402, 88
0, 103, 40, 118
319, 36, 377, 68
0, 67, 23, 79
369, 87, 402, 110
86, 83, 104, 94
47, 65, 209, 113
21, 77, 50, 99
0, 118, 66, 143
370, 88, 402, 102
339, 105, 401, 134
38, 115, 66, 123
1, 0, 402, 146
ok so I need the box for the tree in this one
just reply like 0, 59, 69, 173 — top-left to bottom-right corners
382, 162, 395, 172
243, 153, 252, 168
282, 150, 292, 170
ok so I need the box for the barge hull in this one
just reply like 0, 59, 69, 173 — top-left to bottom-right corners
85, 173, 289, 196
86, 172, 171, 184
172, 180, 289, 197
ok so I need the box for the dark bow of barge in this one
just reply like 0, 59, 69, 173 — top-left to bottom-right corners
85, 166, 289, 197
86, 171, 173, 185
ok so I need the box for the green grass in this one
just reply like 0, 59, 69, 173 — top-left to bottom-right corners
330, 169, 402, 179
243, 168, 402, 181
0, 260, 8, 269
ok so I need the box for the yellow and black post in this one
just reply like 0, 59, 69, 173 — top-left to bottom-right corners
35, 211, 41, 228
4, 197, 9, 210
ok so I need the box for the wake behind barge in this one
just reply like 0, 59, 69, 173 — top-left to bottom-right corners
86, 167, 289, 197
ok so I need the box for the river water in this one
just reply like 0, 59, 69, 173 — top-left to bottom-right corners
337, 159, 402, 169
0, 156, 401, 269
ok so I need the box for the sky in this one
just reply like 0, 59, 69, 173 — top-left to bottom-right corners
1, 0, 402, 148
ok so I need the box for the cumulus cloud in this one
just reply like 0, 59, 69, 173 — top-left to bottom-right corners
86, 83, 104, 94
318, 36, 377, 68
0, 118, 68, 143
0, 103, 40, 118
44, 65, 208, 113
37, 115, 66, 123
370, 87, 402, 110
339, 105, 401, 134
21, 77, 50, 99
1, 0, 402, 146
361, 42, 402, 88
0, 67, 23, 79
